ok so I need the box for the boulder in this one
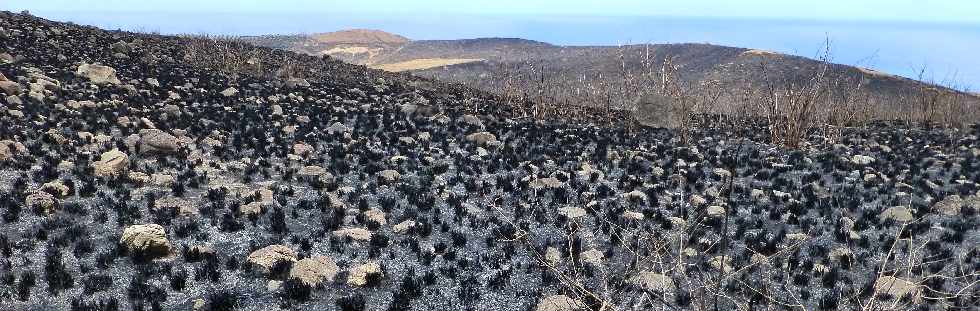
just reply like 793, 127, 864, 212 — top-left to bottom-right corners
393, 220, 416, 234
347, 262, 383, 287
535, 295, 585, 311
333, 227, 372, 241
0, 80, 20, 95
874, 276, 921, 301
92, 149, 129, 177
377, 170, 401, 184
120, 224, 172, 259
76, 63, 121, 85
26, 191, 57, 214
288, 256, 339, 287
285, 78, 310, 89
851, 155, 875, 166
139, 129, 180, 153
363, 208, 387, 225
706, 205, 726, 218
557, 206, 587, 219
530, 177, 563, 190
581, 249, 604, 266
880, 206, 913, 222
0, 140, 27, 161
40, 181, 70, 198
465, 132, 497, 146
247, 245, 297, 275
630, 271, 674, 292
220, 87, 238, 97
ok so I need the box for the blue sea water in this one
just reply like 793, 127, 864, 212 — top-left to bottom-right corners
25, 10, 980, 89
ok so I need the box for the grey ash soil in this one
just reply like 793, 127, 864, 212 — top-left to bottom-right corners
1, 11, 979, 311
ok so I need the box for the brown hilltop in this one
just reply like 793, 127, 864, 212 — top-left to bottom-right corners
310, 29, 410, 45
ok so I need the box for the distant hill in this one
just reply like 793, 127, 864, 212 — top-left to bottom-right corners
245, 31, 980, 122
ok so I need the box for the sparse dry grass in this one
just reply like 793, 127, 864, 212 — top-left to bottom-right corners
371, 58, 484, 72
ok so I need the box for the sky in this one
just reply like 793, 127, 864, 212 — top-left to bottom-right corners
3, 1, 979, 88
4, 0, 979, 23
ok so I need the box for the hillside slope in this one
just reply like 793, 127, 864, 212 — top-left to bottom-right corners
1, 12, 978, 311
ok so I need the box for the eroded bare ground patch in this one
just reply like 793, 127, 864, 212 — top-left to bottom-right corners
0, 11, 978, 311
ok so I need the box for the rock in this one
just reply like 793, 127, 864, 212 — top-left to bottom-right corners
333, 227, 372, 241
127, 172, 150, 184
829, 248, 853, 264
874, 276, 920, 301
689, 194, 707, 207
535, 295, 585, 311
0, 80, 20, 95
139, 129, 180, 153
26, 191, 57, 214
851, 155, 875, 166
557, 206, 587, 219
41, 181, 70, 197
220, 87, 238, 97
293, 143, 314, 157
153, 196, 198, 216
288, 256, 339, 287
709, 256, 733, 273
461, 114, 483, 127
392, 220, 415, 234
120, 224, 172, 259
530, 177, 563, 190
285, 78, 310, 89
545, 247, 561, 266
580, 249, 604, 266
247, 245, 297, 275
623, 190, 648, 203
297, 165, 329, 182
92, 149, 129, 177
110, 41, 133, 54
630, 272, 674, 292
377, 170, 401, 183
622, 210, 644, 221
241, 202, 264, 217
326, 122, 350, 134
712, 168, 732, 179
465, 132, 497, 146
192, 298, 206, 311
706, 205, 726, 218
150, 173, 176, 187
932, 195, 970, 216
363, 208, 387, 225
347, 262, 382, 287
880, 206, 914, 222
76, 63, 121, 85
146, 78, 160, 87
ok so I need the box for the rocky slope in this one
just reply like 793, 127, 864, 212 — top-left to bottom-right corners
1, 11, 979, 311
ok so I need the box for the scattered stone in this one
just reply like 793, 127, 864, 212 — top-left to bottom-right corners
851, 155, 875, 165
363, 208, 387, 225
465, 132, 497, 146
378, 169, 401, 183
580, 249, 604, 266
545, 247, 561, 266
220, 87, 238, 97
880, 206, 914, 222
347, 262, 382, 287
392, 220, 416, 234
874, 276, 921, 301
247, 245, 297, 275
92, 149, 129, 177
706, 205, 726, 218
139, 129, 180, 153
26, 191, 57, 214
530, 177, 563, 190
557, 206, 587, 219
535, 295, 585, 311
333, 227, 372, 241
630, 272, 674, 292
120, 224, 172, 259
289, 256, 339, 287
76, 63, 121, 85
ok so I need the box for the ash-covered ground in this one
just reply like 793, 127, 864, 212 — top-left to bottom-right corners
0, 11, 978, 311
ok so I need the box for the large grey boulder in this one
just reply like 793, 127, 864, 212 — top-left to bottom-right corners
92, 149, 129, 177
139, 129, 180, 153
76, 63, 121, 85
120, 224, 172, 259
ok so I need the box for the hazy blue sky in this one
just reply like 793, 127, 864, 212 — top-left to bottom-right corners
4, 1, 979, 88
3, 0, 979, 23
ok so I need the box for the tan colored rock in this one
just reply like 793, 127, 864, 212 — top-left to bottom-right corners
93, 149, 129, 177
465, 132, 497, 146
127, 171, 150, 184
558, 206, 587, 219
150, 173, 175, 187
0, 140, 27, 161
220, 87, 238, 97
535, 295, 585, 311
581, 249, 604, 266
26, 191, 57, 214
347, 262, 382, 287
530, 177, 563, 190
545, 247, 561, 266
120, 224, 172, 259
377, 170, 400, 183
874, 276, 921, 301
41, 181, 70, 197
881, 206, 913, 222
292, 143, 314, 157
247, 245, 297, 275
333, 227, 372, 241
622, 210, 644, 221
630, 271, 674, 292
393, 220, 415, 234
706, 205, 726, 218
139, 129, 179, 153
363, 208, 386, 225
289, 256, 339, 287
76, 63, 121, 85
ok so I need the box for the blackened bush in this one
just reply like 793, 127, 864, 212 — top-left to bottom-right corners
336, 294, 366, 311
83, 273, 113, 294
208, 290, 240, 311
283, 277, 312, 301
70, 296, 120, 311
170, 267, 187, 291
127, 273, 167, 306
17, 271, 35, 301
45, 246, 74, 294
269, 207, 288, 234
